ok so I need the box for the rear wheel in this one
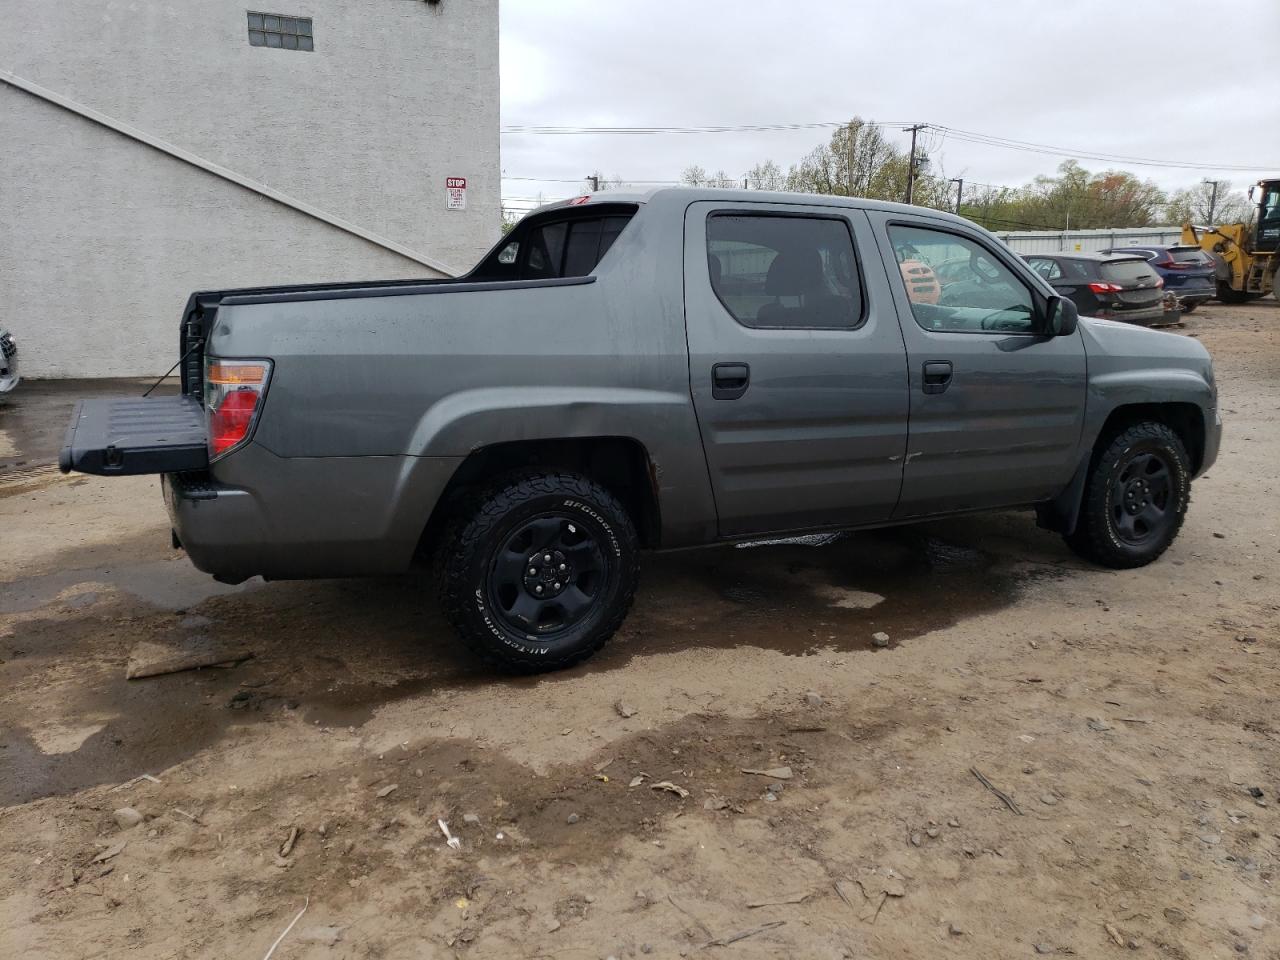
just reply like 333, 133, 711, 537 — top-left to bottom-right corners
439, 472, 639, 672
1179, 301, 1198, 315
1065, 422, 1190, 568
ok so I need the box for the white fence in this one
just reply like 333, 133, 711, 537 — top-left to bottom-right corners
994, 226, 1185, 255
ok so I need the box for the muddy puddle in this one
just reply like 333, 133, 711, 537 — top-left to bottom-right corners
1, 509, 1064, 805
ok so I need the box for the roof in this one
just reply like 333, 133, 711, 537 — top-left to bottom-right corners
533, 187, 977, 226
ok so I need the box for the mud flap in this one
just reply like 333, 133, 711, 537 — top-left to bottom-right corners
59, 395, 208, 476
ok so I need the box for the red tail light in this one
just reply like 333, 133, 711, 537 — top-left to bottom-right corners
206, 359, 272, 459
1154, 277, 1164, 288
1088, 282, 1122, 294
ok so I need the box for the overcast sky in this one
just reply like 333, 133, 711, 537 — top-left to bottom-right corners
499, 0, 1280, 212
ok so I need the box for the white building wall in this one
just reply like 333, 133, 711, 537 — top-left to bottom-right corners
0, 0, 499, 378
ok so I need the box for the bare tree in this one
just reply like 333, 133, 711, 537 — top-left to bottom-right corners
745, 160, 787, 191
1164, 180, 1253, 226
785, 118, 908, 200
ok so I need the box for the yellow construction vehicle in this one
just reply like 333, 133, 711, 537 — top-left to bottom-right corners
1181, 178, 1280, 302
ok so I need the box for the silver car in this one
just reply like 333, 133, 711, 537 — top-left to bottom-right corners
0, 327, 17, 394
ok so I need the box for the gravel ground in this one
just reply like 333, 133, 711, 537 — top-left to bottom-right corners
1, 301, 1277, 959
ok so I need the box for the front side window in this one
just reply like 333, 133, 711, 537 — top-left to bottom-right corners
890, 225, 1036, 333
707, 214, 863, 329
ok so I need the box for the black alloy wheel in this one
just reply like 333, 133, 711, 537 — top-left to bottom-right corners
487, 515, 607, 636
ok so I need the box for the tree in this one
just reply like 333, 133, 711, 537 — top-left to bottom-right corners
585, 171, 625, 192
785, 118, 907, 200
745, 160, 787, 191
1164, 180, 1253, 226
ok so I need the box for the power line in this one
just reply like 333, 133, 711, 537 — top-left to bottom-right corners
933, 124, 1275, 172
501, 117, 1276, 171
501, 120, 916, 136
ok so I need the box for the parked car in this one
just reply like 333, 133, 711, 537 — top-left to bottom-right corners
59, 190, 1220, 672
1023, 253, 1168, 326
1098, 244, 1216, 313
0, 327, 18, 394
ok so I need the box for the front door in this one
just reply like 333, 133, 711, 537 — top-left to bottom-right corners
866, 214, 1087, 517
683, 201, 910, 537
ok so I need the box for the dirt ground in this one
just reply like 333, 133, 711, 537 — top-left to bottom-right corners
1, 302, 1277, 960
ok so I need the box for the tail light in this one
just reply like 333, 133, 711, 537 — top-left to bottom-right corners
1088, 282, 1122, 294
1154, 277, 1164, 287
206, 359, 272, 460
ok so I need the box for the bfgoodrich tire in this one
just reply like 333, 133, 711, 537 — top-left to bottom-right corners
1065, 422, 1191, 569
439, 472, 639, 673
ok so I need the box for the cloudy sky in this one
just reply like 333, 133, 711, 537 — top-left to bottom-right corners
499, 0, 1280, 213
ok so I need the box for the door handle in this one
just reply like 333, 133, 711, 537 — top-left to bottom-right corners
712, 362, 750, 400
922, 360, 953, 395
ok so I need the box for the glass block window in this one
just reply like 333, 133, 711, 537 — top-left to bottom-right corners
247, 12, 314, 51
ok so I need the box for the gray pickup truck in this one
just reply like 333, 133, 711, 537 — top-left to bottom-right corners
61, 189, 1220, 671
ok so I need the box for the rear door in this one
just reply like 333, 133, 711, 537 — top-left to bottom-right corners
683, 201, 909, 537
868, 214, 1087, 516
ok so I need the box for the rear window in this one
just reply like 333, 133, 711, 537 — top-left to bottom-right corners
1170, 247, 1207, 263
524, 215, 633, 280
1101, 259, 1157, 283
471, 204, 637, 282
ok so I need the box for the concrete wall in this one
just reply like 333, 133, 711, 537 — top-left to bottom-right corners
0, 0, 499, 377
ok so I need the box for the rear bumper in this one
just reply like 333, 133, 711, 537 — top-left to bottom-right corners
1165, 280, 1214, 302
163, 444, 463, 582
1092, 303, 1167, 326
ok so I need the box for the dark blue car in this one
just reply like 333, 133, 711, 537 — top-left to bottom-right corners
1099, 245, 1215, 313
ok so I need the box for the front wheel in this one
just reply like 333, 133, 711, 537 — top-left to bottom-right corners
1064, 423, 1190, 568
439, 472, 639, 673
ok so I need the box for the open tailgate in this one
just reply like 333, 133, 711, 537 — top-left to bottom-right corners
59, 395, 208, 476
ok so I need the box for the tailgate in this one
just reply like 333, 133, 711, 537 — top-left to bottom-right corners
59, 395, 208, 476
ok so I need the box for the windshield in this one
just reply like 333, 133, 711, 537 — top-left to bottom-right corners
1259, 183, 1280, 247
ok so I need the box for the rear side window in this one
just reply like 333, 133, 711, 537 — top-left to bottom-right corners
523, 215, 631, 280
706, 214, 864, 329
1026, 257, 1062, 281
1101, 259, 1158, 283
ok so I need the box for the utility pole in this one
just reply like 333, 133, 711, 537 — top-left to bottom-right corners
586, 174, 599, 192
1203, 178, 1221, 225
847, 119, 856, 197
950, 177, 964, 214
903, 123, 927, 205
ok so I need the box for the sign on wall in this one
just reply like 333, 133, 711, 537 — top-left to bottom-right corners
446, 177, 467, 210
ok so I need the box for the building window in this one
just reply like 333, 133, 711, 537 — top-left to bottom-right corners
247, 12, 314, 51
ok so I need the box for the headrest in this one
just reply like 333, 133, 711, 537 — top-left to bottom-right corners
765, 249, 824, 296
708, 253, 723, 289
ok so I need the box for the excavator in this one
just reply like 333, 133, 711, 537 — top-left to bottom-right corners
1181, 178, 1280, 302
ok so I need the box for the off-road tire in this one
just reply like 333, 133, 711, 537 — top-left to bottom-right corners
1065, 422, 1190, 569
438, 472, 639, 673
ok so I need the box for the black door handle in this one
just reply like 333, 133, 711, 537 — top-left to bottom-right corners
712, 362, 750, 400
922, 360, 953, 395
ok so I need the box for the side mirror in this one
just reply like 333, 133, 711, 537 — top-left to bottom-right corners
1046, 295, 1079, 336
